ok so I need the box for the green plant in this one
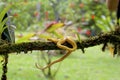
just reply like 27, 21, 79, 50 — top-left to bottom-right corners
0, 5, 12, 80
0, 6, 10, 40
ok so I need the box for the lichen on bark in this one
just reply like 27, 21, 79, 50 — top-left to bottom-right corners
0, 28, 120, 54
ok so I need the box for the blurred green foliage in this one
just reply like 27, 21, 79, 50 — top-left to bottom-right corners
0, 0, 116, 33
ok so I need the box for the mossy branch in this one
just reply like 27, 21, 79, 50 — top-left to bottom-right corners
0, 28, 120, 55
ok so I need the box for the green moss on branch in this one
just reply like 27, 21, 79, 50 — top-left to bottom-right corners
0, 28, 120, 54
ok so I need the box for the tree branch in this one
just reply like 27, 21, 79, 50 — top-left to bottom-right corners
0, 28, 120, 55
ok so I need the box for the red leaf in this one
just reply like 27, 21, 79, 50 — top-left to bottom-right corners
13, 13, 19, 17
86, 30, 91, 35
79, 3, 84, 8
91, 15, 95, 20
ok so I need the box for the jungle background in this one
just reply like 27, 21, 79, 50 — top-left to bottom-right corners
0, 0, 120, 80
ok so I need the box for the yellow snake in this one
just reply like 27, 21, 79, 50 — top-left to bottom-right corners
36, 37, 77, 70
